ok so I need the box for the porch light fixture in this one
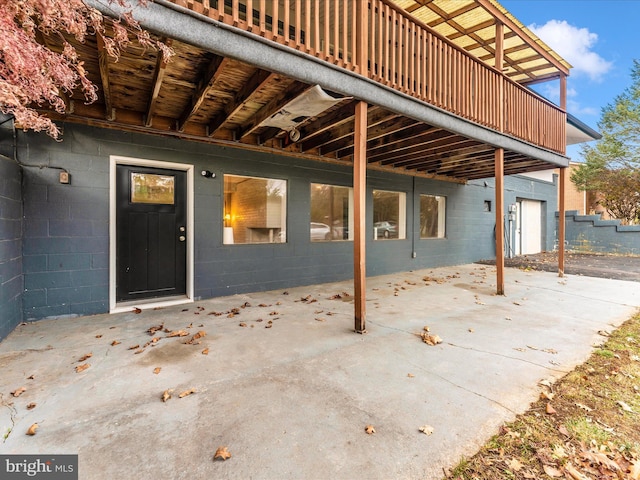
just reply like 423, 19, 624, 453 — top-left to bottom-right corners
289, 128, 301, 142
201, 170, 215, 178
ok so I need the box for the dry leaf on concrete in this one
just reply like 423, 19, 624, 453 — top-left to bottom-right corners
202, 348, 209, 355
420, 332, 442, 346
179, 388, 196, 398
11, 387, 26, 397
133, 307, 142, 314
166, 330, 189, 337
147, 323, 164, 335
214, 446, 231, 461
26, 403, 36, 410
26, 423, 38, 436
365, 425, 376, 435
111, 340, 121, 346
418, 425, 434, 436
162, 389, 173, 402
77, 353, 92, 362
75, 363, 90, 373
153, 367, 161, 375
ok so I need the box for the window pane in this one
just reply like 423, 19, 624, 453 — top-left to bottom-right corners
420, 195, 446, 239
373, 190, 406, 240
131, 173, 175, 204
310, 184, 353, 242
223, 174, 287, 244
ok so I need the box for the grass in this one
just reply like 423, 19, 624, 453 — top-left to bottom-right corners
443, 312, 640, 479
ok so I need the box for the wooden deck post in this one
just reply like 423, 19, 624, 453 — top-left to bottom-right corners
354, 100, 368, 333
495, 148, 505, 295
558, 73, 567, 277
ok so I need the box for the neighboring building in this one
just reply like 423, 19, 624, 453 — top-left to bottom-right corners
0, 0, 593, 339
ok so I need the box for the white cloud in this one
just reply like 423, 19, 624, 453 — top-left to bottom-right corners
528, 20, 612, 81
534, 83, 597, 117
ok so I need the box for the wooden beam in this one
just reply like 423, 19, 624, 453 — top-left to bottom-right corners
177, 55, 228, 132
353, 101, 367, 333
495, 148, 505, 295
145, 38, 172, 127
495, 21, 504, 132
96, 35, 115, 121
208, 70, 275, 136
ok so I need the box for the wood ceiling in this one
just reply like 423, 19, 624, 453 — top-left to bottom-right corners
37, 5, 562, 182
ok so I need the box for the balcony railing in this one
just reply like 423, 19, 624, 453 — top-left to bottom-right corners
174, 0, 566, 154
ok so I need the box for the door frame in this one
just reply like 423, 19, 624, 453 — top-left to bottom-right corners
110, 155, 194, 313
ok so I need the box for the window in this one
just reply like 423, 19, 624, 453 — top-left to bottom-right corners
223, 174, 287, 244
420, 194, 446, 239
130, 173, 175, 204
310, 184, 353, 242
373, 190, 406, 240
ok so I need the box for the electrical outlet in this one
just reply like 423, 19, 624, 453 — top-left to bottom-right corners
59, 171, 70, 184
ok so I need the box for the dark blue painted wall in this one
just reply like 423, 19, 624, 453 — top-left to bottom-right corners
15, 123, 558, 322
562, 211, 640, 255
0, 155, 23, 339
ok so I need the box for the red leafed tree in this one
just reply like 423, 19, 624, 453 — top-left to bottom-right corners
0, 0, 172, 139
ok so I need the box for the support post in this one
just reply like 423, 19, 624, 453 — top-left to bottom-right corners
559, 73, 567, 276
495, 148, 505, 295
353, 101, 368, 333
558, 167, 566, 277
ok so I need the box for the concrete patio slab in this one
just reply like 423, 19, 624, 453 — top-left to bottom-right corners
1, 264, 639, 479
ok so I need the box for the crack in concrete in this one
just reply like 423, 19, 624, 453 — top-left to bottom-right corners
1, 393, 17, 443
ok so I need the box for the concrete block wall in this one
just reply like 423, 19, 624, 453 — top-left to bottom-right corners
15, 123, 558, 322
0, 155, 23, 339
561, 210, 640, 255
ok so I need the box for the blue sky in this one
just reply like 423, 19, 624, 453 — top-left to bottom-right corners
500, 0, 639, 161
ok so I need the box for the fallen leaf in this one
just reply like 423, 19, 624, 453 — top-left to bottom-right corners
77, 353, 93, 362
617, 400, 634, 413
166, 330, 189, 337
179, 388, 196, 398
202, 348, 209, 355
26, 402, 36, 410
153, 367, 161, 375
552, 444, 567, 459
147, 323, 164, 335
542, 464, 563, 477
540, 390, 554, 400
558, 425, 570, 437
546, 402, 556, 415
95, 334, 102, 338
418, 425, 434, 435
629, 458, 640, 479
27, 374, 35, 380
420, 332, 442, 346
111, 340, 121, 346
133, 307, 142, 314
128, 344, 140, 350
75, 363, 90, 373
315, 318, 326, 322
162, 389, 173, 402
508, 458, 523, 471
239, 322, 247, 327
214, 446, 231, 461
407, 373, 415, 378
564, 462, 588, 480
26, 423, 38, 436
11, 387, 26, 397
186, 331, 207, 344
365, 425, 376, 435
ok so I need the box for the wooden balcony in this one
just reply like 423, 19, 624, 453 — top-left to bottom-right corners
176, 0, 566, 155
42, 0, 571, 181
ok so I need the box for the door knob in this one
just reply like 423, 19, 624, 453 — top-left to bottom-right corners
179, 235, 186, 242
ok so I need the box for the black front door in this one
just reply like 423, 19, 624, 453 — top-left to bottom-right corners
116, 165, 187, 302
